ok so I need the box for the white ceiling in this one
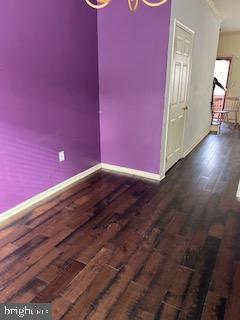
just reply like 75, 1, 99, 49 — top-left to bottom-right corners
213, 0, 240, 32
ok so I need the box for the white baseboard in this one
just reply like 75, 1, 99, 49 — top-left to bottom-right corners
0, 163, 101, 229
183, 128, 210, 158
101, 163, 162, 181
0, 162, 165, 229
237, 180, 240, 198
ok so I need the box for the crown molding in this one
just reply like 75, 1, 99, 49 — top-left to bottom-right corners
205, 0, 222, 21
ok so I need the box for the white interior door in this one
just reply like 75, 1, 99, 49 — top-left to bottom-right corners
166, 23, 194, 171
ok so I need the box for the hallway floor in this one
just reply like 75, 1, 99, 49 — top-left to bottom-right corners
0, 127, 240, 319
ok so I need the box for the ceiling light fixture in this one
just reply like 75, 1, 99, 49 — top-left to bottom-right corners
85, 0, 169, 12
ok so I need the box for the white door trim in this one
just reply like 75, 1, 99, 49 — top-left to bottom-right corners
237, 179, 240, 198
160, 19, 195, 177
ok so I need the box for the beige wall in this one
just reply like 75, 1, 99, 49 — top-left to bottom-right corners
218, 32, 240, 97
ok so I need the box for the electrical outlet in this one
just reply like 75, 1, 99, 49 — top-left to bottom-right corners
59, 151, 65, 162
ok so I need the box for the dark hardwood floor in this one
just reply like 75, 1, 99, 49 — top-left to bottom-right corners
0, 126, 240, 319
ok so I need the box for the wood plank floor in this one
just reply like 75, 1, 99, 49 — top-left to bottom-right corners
0, 126, 240, 319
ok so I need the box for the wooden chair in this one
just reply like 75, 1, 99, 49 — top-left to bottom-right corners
224, 97, 240, 126
212, 97, 225, 124
212, 97, 230, 134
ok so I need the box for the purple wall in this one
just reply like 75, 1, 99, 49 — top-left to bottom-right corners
0, 0, 100, 213
98, 1, 171, 174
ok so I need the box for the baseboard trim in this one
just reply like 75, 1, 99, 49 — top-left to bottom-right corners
237, 180, 240, 198
0, 162, 164, 229
183, 128, 210, 158
101, 163, 162, 181
0, 163, 101, 229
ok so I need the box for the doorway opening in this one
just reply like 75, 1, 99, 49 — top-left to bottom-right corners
211, 58, 231, 127
214, 58, 231, 101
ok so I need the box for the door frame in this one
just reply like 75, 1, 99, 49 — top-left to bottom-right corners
160, 19, 195, 177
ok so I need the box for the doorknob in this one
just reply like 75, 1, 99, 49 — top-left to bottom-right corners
182, 106, 189, 111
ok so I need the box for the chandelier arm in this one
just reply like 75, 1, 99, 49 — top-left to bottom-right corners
128, 0, 139, 11
85, 0, 110, 9
141, 0, 168, 7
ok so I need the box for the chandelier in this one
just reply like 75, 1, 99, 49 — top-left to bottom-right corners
85, 0, 169, 12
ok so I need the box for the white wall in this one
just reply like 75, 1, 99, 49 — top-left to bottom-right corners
160, 0, 221, 174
